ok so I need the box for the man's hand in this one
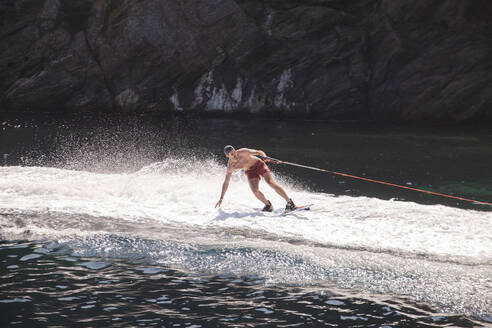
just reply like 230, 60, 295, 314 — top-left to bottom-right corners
263, 157, 280, 164
215, 198, 223, 208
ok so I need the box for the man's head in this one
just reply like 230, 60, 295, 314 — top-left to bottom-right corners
224, 145, 235, 158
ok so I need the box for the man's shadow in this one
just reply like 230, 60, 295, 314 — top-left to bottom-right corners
214, 208, 308, 221
214, 208, 271, 221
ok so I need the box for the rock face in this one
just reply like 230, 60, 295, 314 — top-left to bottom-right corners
1, 0, 491, 121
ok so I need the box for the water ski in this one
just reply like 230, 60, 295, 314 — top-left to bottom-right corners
282, 204, 313, 216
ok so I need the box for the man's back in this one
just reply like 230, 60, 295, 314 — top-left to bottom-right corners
227, 148, 261, 172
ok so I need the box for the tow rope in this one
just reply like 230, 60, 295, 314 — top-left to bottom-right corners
261, 156, 492, 207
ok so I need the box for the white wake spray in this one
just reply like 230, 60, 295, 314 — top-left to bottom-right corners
1, 160, 490, 261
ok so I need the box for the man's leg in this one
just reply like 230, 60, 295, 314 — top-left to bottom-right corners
262, 172, 290, 202
248, 177, 269, 205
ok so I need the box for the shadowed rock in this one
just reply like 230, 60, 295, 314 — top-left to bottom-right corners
1, 0, 491, 121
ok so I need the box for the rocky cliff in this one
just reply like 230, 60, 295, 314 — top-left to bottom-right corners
1, 0, 491, 121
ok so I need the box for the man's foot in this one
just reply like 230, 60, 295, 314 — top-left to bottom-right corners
262, 200, 273, 212
285, 199, 296, 212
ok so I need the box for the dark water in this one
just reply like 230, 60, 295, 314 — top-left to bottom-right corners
0, 113, 491, 327
0, 240, 486, 327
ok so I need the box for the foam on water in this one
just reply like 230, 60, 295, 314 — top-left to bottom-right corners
0, 160, 491, 317
1, 161, 490, 261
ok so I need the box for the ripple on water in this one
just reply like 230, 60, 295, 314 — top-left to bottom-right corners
20, 253, 42, 261
0, 241, 489, 327
136, 267, 163, 274
0, 298, 31, 303
79, 261, 109, 270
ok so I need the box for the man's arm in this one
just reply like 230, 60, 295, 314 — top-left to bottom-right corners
215, 171, 232, 208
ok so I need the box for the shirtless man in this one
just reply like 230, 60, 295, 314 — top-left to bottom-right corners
215, 145, 296, 212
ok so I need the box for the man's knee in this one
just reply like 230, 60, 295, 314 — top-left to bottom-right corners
253, 189, 262, 196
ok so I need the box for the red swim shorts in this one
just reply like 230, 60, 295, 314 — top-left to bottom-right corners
245, 160, 270, 180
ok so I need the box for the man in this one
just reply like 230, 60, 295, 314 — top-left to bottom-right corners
215, 145, 296, 212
